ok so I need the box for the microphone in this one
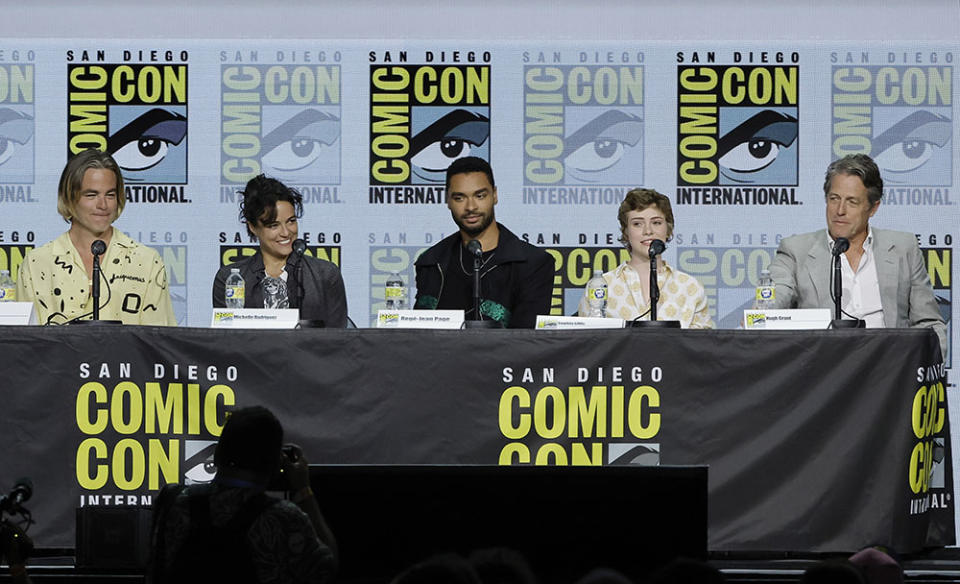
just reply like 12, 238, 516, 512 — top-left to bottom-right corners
292, 238, 307, 259
0, 477, 32, 512
466, 239, 483, 258
648, 239, 666, 259
832, 237, 850, 256
91, 240, 106, 321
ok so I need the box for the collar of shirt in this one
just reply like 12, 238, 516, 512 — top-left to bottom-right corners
825, 227, 874, 262
51, 230, 138, 282
826, 227, 884, 326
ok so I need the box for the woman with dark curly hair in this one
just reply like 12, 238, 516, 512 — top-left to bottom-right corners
212, 174, 347, 327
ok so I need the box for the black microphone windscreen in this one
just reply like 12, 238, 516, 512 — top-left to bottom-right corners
466, 239, 483, 257
292, 239, 307, 256
833, 237, 850, 255
648, 239, 666, 258
91, 240, 107, 256
12, 477, 32, 503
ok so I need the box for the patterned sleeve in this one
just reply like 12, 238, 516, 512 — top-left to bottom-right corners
686, 273, 714, 329
249, 502, 337, 584
15, 249, 37, 304
141, 250, 178, 326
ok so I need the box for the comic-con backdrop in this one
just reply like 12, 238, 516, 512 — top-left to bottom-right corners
0, 40, 955, 530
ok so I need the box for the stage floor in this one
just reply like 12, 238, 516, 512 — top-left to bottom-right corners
6, 549, 960, 583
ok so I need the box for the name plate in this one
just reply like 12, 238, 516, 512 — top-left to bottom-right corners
0, 302, 37, 325
377, 309, 464, 329
210, 308, 300, 329
743, 308, 831, 330
535, 315, 626, 330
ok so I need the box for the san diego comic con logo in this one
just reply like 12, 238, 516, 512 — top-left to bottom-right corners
67, 50, 189, 203
676, 51, 800, 206
831, 52, 953, 204
498, 366, 664, 466
74, 362, 238, 505
0, 52, 35, 192
908, 362, 949, 515
221, 53, 342, 205
368, 50, 491, 204
523, 56, 644, 205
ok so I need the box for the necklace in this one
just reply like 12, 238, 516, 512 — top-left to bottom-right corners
459, 244, 496, 276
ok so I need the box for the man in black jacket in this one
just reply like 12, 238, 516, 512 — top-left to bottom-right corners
414, 157, 554, 328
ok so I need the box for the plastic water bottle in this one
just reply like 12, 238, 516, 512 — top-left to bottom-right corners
385, 271, 406, 310
0, 270, 14, 302
585, 269, 607, 317
754, 269, 775, 309
225, 268, 245, 309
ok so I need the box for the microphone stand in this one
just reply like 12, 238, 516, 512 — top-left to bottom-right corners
296, 256, 305, 316
92, 253, 102, 322
630, 239, 679, 329
74, 239, 121, 325
830, 238, 864, 329
648, 255, 659, 322
291, 239, 323, 328
464, 240, 498, 329
473, 252, 482, 321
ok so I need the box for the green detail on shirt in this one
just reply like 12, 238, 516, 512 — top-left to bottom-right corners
480, 300, 510, 327
416, 295, 439, 309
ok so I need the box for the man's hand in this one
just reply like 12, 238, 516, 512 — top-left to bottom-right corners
281, 443, 311, 492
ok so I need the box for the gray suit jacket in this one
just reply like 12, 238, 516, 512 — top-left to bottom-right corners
770, 228, 947, 356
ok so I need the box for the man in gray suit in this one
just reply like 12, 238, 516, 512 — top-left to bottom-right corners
770, 153, 947, 357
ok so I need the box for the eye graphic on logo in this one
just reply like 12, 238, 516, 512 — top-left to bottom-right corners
262, 109, 340, 173
411, 109, 489, 180
107, 108, 187, 175
0, 108, 34, 168
563, 110, 643, 179
872, 110, 951, 177
182, 442, 218, 484
718, 110, 797, 182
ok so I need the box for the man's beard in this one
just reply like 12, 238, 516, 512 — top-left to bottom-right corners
454, 210, 495, 237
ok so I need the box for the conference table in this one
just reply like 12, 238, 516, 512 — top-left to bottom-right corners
0, 325, 951, 553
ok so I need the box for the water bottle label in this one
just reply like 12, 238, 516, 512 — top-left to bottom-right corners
0, 287, 14, 301
385, 285, 405, 299
755, 286, 775, 302
588, 286, 606, 301
226, 286, 245, 301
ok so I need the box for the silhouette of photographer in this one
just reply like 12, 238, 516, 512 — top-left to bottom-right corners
150, 406, 337, 584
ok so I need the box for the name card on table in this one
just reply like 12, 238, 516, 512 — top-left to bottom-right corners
210, 308, 300, 329
535, 315, 626, 330
377, 309, 464, 329
0, 302, 37, 325
743, 309, 831, 330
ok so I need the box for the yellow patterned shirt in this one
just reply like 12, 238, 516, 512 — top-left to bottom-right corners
16, 230, 177, 326
579, 260, 714, 329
